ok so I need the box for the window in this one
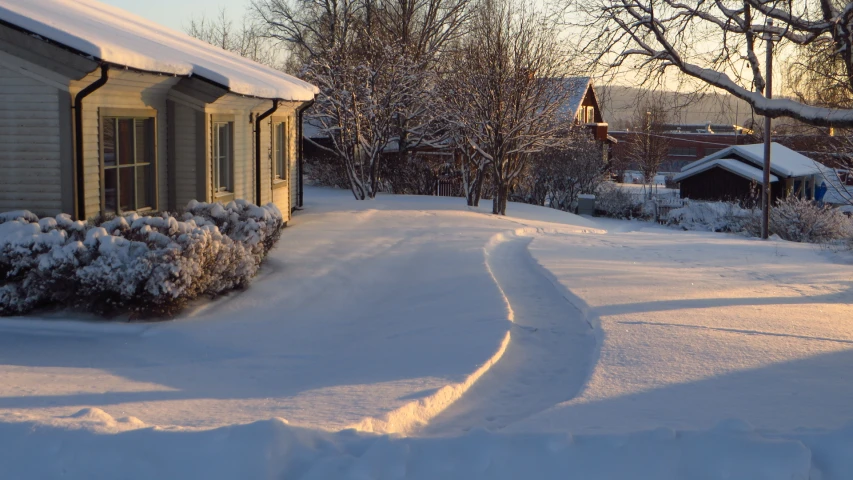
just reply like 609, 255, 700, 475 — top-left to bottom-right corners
578, 106, 596, 124
585, 106, 595, 123
669, 146, 698, 157
273, 118, 290, 182
102, 116, 155, 214
213, 121, 233, 194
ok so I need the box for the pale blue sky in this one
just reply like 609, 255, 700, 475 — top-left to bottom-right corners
101, 0, 249, 32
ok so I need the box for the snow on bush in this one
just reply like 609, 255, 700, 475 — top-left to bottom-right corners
594, 183, 644, 219
666, 201, 754, 232
0, 200, 283, 317
768, 196, 853, 243
667, 197, 853, 243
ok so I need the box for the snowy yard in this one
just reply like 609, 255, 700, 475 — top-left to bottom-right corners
1, 187, 853, 479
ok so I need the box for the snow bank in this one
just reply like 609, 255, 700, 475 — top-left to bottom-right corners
2, 411, 849, 479
0, 0, 318, 100
0, 200, 283, 316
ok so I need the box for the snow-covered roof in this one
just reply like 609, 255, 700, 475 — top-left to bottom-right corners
0, 0, 318, 101
680, 143, 828, 178
557, 77, 593, 120
674, 158, 779, 184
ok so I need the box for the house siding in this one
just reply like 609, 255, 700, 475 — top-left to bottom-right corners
0, 63, 63, 216
170, 101, 200, 209
259, 116, 273, 206
70, 70, 179, 219
1, 65, 307, 221
288, 113, 297, 213
679, 166, 786, 203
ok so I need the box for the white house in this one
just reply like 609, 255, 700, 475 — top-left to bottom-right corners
0, 0, 318, 222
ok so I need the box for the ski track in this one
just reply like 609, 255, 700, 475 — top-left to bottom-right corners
419, 229, 599, 436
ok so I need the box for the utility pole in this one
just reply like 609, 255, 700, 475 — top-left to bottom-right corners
761, 20, 774, 240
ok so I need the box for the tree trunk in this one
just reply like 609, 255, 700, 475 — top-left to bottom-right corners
492, 182, 507, 215
467, 168, 485, 207
368, 153, 380, 199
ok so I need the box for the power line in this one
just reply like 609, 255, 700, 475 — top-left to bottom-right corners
613, 131, 742, 147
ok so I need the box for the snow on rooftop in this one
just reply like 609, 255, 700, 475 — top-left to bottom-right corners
674, 158, 779, 184
681, 143, 829, 178
0, 0, 318, 101
557, 77, 592, 119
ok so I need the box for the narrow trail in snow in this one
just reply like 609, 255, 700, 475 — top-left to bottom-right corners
419, 231, 598, 436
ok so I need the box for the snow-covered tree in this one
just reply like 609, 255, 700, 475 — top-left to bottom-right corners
573, 0, 853, 127
371, 0, 472, 166
254, 0, 466, 199
186, 9, 281, 67
439, 0, 575, 215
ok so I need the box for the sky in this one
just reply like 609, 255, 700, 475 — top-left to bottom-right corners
99, 0, 790, 108
100, 0, 246, 32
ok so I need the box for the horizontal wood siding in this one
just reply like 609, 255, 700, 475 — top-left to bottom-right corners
206, 95, 265, 205
70, 70, 179, 219
172, 102, 199, 208
288, 113, 297, 215
233, 115, 253, 203
259, 116, 273, 206
0, 64, 63, 215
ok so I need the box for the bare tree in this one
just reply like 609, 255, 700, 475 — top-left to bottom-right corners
625, 102, 670, 196
186, 9, 281, 66
440, 0, 575, 215
573, 0, 853, 127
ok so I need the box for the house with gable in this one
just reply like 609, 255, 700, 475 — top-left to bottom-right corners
0, 0, 317, 221
559, 76, 616, 162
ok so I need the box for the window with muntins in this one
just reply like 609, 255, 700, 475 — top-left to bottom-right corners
273, 118, 289, 181
102, 117, 155, 214
213, 121, 233, 193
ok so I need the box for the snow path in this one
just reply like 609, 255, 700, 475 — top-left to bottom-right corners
421, 229, 598, 435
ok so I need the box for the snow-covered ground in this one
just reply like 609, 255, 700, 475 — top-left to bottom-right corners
1, 187, 852, 479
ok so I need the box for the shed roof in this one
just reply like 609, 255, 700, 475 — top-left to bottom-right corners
680, 143, 828, 178
0, 0, 318, 101
673, 158, 779, 184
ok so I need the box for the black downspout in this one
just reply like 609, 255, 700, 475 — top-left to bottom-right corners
72, 64, 109, 221
295, 99, 315, 209
255, 99, 279, 206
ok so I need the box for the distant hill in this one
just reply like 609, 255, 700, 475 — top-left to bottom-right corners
598, 85, 757, 130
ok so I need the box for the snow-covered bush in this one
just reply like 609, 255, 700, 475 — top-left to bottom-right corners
767, 196, 853, 243
666, 197, 853, 244
0, 200, 283, 317
594, 183, 644, 219
666, 201, 755, 232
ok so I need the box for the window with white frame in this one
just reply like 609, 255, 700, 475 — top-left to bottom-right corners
102, 116, 155, 214
212, 121, 233, 194
273, 118, 290, 181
